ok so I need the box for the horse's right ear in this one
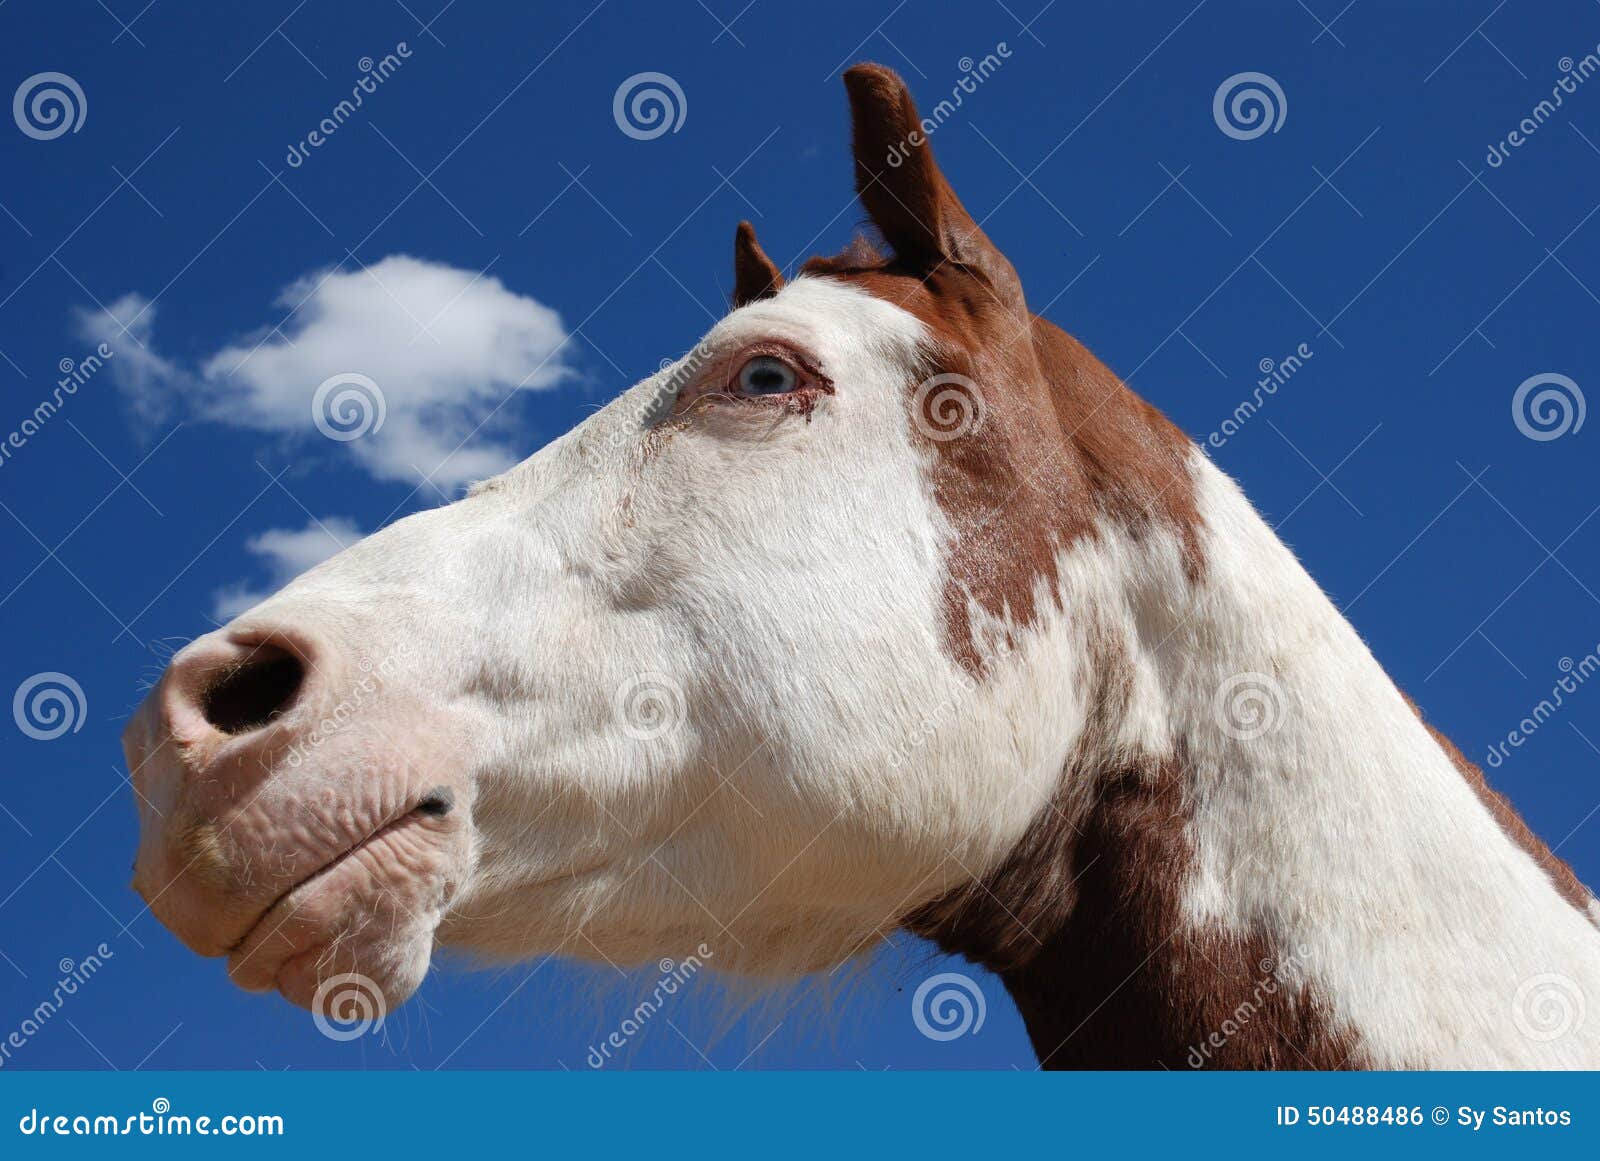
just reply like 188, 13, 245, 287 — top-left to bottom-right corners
842, 63, 1023, 310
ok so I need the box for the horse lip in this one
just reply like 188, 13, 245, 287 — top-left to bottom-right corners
223, 801, 443, 957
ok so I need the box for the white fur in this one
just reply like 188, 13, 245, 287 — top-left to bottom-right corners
945, 445, 1600, 1066
1164, 455, 1600, 1067
216, 276, 1060, 980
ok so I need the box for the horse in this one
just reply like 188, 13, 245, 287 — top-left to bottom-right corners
123, 64, 1600, 1069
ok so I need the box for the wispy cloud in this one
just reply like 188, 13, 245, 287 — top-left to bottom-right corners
76, 255, 574, 489
211, 517, 364, 621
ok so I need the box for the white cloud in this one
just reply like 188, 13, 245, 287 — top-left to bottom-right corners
77, 255, 574, 489
73, 294, 189, 425
211, 517, 364, 621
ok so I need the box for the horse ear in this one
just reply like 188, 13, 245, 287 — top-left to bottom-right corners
732, 221, 784, 307
842, 63, 1023, 309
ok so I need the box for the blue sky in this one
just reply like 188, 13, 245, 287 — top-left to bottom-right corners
2, 0, 1600, 1069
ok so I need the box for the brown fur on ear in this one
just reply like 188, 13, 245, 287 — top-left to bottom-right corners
732, 221, 784, 307
840, 62, 1023, 310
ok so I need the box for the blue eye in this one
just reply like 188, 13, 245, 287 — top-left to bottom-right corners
737, 355, 797, 395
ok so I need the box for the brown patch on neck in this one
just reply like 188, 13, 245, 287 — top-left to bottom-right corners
908, 628, 1362, 1068
807, 263, 1202, 666
906, 746, 1366, 1069
1404, 692, 1596, 918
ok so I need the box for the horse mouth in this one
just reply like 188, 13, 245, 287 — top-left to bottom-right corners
223, 791, 458, 992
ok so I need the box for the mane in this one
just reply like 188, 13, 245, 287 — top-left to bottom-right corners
798, 231, 887, 277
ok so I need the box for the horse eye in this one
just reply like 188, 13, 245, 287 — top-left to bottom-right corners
736, 355, 798, 396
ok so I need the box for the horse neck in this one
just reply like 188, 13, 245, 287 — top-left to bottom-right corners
910, 451, 1600, 1069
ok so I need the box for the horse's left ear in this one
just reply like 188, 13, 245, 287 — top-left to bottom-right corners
842, 62, 1024, 312
732, 220, 784, 307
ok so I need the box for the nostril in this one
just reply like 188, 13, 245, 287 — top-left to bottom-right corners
200, 645, 305, 735
416, 787, 455, 817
